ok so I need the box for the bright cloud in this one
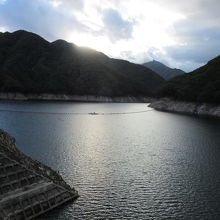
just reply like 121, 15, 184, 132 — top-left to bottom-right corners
0, 0, 220, 71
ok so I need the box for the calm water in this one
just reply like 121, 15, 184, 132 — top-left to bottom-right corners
1, 101, 220, 219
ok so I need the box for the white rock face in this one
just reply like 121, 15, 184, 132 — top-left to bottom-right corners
149, 98, 220, 118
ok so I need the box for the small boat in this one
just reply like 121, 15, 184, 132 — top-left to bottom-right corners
89, 112, 98, 115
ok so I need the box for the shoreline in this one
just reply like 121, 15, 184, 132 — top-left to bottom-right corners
0, 92, 153, 103
1, 93, 219, 119
149, 98, 220, 118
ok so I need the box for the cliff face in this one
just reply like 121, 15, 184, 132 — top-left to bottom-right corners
149, 98, 220, 118
0, 129, 78, 219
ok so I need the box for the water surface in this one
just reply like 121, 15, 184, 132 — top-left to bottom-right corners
0, 101, 220, 219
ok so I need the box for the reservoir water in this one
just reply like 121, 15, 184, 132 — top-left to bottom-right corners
0, 101, 220, 219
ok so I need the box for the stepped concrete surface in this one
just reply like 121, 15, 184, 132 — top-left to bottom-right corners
0, 129, 78, 220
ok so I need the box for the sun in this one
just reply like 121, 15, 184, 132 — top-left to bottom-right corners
65, 0, 186, 63
66, 33, 112, 53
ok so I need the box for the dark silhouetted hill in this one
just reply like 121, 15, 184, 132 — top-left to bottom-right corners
0, 30, 164, 97
143, 60, 185, 80
156, 56, 220, 103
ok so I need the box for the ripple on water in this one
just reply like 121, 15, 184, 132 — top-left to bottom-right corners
0, 102, 220, 219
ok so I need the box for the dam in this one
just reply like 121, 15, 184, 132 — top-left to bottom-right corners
0, 129, 78, 219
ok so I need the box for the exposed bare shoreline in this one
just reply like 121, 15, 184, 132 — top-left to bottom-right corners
149, 98, 220, 118
0, 92, 153, 103
1, 93, 219, 118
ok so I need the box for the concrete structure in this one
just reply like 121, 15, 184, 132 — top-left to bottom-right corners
0, 130, 78, 219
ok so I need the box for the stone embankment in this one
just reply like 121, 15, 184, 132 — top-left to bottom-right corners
0, 129, 78, 219
149, 98, 220, 118
0, 92, 152, 103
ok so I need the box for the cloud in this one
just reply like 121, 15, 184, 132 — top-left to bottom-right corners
110, 0, 220, 71
160, 2, 220, 71
101, 8, 134, 42
0, 0, 89, 41
119, 50, 152, 64
48, 0, 84, 11
165, 29, 220, 63
0, 0, 220, 72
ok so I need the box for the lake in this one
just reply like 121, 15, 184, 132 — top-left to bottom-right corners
0, 101, 220, 219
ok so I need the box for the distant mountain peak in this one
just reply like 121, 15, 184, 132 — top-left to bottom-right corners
142, 60, 185, 80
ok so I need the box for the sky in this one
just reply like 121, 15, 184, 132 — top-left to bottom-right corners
0, 0, 220, 72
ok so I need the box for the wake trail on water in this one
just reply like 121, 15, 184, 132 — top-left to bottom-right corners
0, 109, 153, 115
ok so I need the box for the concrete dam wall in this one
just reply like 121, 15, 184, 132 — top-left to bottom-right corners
0, 129, 78, 219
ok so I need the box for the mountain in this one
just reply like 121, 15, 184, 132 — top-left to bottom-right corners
0, 30, 164, 98
156, 56, 220, 103
142, 60, 185, 80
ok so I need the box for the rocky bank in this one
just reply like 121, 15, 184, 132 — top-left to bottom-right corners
149, 98, 220, 118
